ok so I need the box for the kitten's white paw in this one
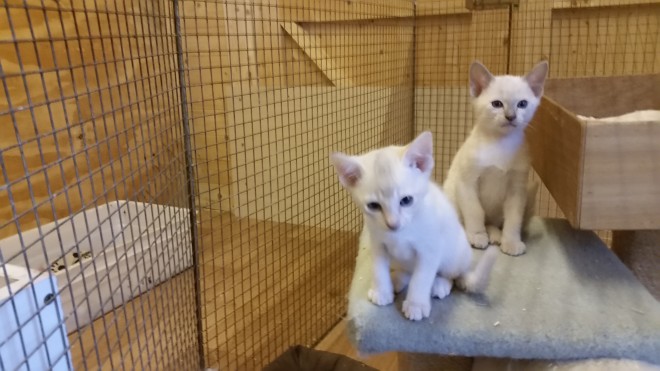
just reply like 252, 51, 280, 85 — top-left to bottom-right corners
486, 225, 502, 245
467, 231, 489, 249
368, 288, 394, 306
432, 276, 453, 299
501, 238, 526, 256
392, 271, 410, 294
402, 299, 431, 321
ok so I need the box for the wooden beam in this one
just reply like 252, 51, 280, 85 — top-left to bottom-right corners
552, 0, 660, 9
416, 0, 471, 16
280, 22, 348, 86
278, 0, 413, 22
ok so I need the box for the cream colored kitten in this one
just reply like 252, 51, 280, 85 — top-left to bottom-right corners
444, 61, 548, 256
331, 132, 497, 321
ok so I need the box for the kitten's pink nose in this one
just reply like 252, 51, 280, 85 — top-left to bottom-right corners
386, 221, 400, 231
383, 212, 400, 230
505, 114, 517, 121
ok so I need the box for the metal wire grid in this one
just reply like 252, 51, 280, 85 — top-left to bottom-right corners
178, 1, 414, 368
1, 0, 659, 370
1, 0, 199, 370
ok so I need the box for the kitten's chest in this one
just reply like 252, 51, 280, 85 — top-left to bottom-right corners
475, 135, 524, 171
380, 235, 416, 266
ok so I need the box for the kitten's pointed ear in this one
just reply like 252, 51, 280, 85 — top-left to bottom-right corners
469, 61, 494, 97
330, 152, 362, 188
525, 61, 549, 97
404, 131, 434, 173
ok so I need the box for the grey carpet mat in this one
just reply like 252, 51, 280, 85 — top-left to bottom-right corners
347, 218, 660, 364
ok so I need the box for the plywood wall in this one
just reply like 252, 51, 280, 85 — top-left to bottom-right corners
510, 0, 660, 77
179, 1, 232, 213
0, 0, 187, 239
181, 0, 415, 230
415, 5, 510, 180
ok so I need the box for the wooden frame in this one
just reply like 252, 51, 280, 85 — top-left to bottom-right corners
527, 75, 660, 230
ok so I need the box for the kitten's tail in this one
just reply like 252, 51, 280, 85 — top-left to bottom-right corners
457, 246, 498, 294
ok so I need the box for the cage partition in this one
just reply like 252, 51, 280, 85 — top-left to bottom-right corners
1, 0, 658, 370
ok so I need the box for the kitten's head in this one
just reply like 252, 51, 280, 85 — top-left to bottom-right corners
469, 60, 548, 135
330, 132, 434, 232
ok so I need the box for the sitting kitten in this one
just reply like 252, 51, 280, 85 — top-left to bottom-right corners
331, 132, 498, 321
443, 61, 548, 256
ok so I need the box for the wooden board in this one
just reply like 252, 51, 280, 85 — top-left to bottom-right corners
179, 1, 233, 212
544, 74, 660, 118
278, 0, 413, 22
526, 96, 586, 227
553, 0, 660, 9
581, 118, 660, 230
253, 15, 415, 88
280, 22, 346, 86
416, 0, 470, 16
298, 19, 415, 87
465, 0, 519, 11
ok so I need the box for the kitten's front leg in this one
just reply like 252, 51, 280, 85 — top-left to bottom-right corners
501, 171, 528, 256
402, 258, 437, 321
368, 245, 394, 306
457, 181, 489, 249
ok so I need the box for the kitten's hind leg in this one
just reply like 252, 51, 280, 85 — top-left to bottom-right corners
392, 270, 410, 294
486, 225, 502, 245
432, 276, 453, 299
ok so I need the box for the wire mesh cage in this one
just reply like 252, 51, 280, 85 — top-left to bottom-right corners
0, 0, 200, 369
1, 0, 658, 370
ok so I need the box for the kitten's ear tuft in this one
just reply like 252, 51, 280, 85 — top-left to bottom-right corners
525, 60, 549, 97
404, 131, 434, 173
330, 152, 362, 187
469, 61, 494, 97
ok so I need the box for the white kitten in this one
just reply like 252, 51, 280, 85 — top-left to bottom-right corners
331, 132, 498, 321
443, 61, 548, 256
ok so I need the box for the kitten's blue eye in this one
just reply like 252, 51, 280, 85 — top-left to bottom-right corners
400, 196, 413, 207
367, 202, 381, 211
517, 100, 528, 108
491, 100, 503, 108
